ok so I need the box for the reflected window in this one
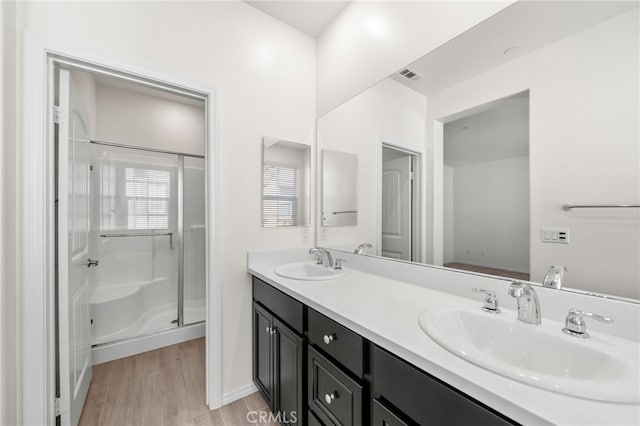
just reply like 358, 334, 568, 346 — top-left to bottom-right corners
263, 163, 298, 227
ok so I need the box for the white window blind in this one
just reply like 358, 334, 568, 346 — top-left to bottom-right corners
125, 167, 171, 230
263, 163, 298, 227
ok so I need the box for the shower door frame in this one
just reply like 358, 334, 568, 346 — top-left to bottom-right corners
22, 32, 222, 425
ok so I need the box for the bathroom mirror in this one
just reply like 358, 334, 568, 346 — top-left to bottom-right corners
316, 1, 639, 301
321, 149, 358, 226
262, 137, 311, 227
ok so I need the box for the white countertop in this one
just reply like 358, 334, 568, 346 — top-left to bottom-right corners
248, 251, 640, 426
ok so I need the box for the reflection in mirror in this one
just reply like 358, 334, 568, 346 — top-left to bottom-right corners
262, 137, 310, 227
382, 145, 421, 261
442, 93, 529, 281
316, 2, 639, 301
322, 150, 358, 226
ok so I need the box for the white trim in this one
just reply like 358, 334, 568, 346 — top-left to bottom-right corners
92, 322, 206, 365
22, 32, 223, 425
377, 139, 426, 263
222, 383, 259, 406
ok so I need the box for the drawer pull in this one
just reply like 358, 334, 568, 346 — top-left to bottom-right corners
323, 334, 335, 344
270, 328, 277, 336
324, 392, 336, 404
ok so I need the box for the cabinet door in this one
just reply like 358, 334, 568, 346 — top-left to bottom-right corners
253, 302, 274, 408
274, 318, 304, 425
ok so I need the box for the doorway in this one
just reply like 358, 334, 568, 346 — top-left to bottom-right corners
380, 144, 421, 262
22, 38, 221, 426
55, 64, 209, 425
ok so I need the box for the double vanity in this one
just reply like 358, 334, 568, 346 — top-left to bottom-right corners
248, 249, 640, 425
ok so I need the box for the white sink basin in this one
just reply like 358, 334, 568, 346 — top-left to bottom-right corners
419, 306, 640, 403
274, 262, 345, 281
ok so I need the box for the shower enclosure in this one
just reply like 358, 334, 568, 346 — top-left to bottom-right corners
89, 142, 205, 346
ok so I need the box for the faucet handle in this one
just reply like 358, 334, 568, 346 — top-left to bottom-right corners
562, 308, 613, 338
334, 259, 346, 270
471, 288, 501, 314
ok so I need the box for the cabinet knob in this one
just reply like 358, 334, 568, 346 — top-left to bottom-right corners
270, 328, 277, 336
324, 392, 336, 404
265, 326, 270, 334
323, 334, 335, 344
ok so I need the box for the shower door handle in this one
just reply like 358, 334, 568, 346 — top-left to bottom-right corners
82, 258, 99, 268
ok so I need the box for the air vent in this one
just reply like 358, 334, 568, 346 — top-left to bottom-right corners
398, 68, 422, 81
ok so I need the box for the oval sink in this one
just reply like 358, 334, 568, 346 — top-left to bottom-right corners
419, 306, 639, 403
274, 262, 345, 281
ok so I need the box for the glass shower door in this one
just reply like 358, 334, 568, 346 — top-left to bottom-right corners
182, 156, 206, 325
90, 144, 180, 345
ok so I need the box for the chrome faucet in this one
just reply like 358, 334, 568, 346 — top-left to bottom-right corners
508, 282, 542, 325
309, 248, 334, 268
562, 308, 613, 339
354, 243, 372, 255
543, 265, 567, 289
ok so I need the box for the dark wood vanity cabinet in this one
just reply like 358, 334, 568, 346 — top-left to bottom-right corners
252, 276, 517, 426
372, 399, 411, 426
372, 346, 517, 426
252, 278, 304, 424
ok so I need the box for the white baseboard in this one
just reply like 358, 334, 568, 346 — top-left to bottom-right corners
222, 382, 259, 406
92, 322, 205, 364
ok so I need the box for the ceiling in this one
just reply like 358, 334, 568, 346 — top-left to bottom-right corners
245, 1, 351, 37
392, 1, 638, 96
444, 95, 529, 167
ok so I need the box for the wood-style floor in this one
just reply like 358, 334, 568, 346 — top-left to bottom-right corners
444, 262, 530, 281
80, 338, 275, 426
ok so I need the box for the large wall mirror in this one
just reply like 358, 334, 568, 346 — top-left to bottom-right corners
321, 150, 358, 227
316, 1, 639, 301
263, 137, 311, 227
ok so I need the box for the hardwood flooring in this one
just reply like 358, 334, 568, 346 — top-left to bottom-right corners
444, 262, 530, 281
80, 338, 274, 426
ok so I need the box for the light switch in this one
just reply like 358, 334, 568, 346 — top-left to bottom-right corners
541, 228, 569, 244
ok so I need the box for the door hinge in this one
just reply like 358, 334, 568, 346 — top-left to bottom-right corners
53, 105, 62, 124
54, 397, 69, 417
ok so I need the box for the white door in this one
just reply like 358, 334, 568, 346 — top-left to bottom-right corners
381, 154, 412, 260
57, 69, 93, 426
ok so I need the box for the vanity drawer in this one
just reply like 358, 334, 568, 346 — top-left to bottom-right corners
373, 346, 517, 426
308, 308, 364, 377
308, 346, 363, 426
372, 399, 411, 426
253, 277, 303, 334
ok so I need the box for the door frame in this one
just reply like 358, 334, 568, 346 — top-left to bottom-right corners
377, 140, 425, 263
22, 32, 222, 425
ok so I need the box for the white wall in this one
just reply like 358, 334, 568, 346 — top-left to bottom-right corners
317, 78, 426, 253
1, 1, 19, 424
428, 9, 639, 298
448, 156, 529, 273
316, 1, 513, 116
2, 2, 316, 422
95, 83, 205, 156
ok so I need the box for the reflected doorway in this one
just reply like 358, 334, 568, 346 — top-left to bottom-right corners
442, 93, 530, 280
380, 144, 421, 261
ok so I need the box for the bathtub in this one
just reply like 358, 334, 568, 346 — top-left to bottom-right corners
90, 277, 205, 363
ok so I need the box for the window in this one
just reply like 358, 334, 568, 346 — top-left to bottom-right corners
263, 163, 298, 227
125, 167, 171, 230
